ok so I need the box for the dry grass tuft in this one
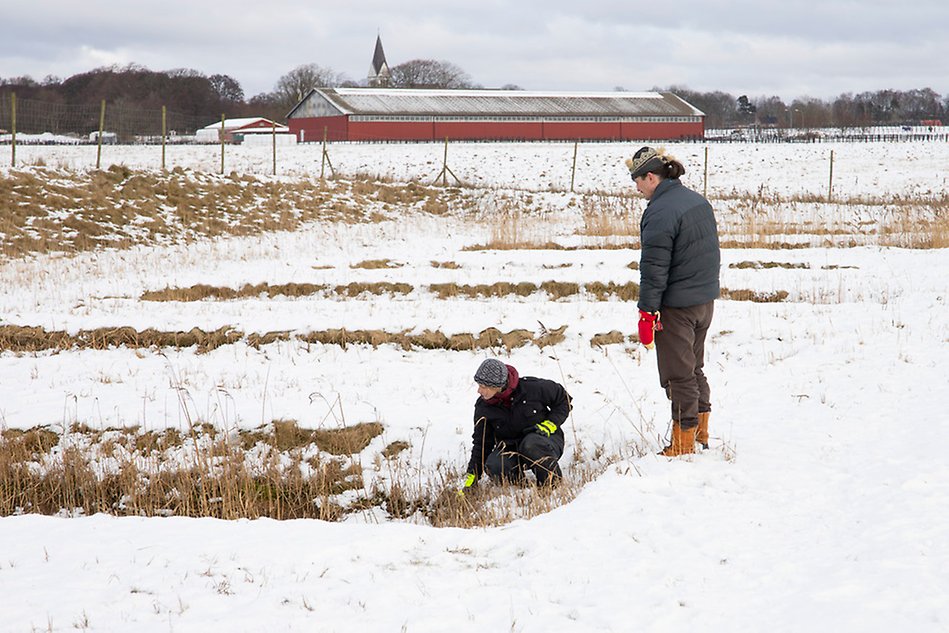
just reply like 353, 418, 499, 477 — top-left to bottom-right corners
350, 259, 403, 269
711, 188, 949, 249
314, 422, 385, 455
431, 281, 553, 300
718, 240, 811, 250
0, 168, 478, 260
382, 441, 411, 459
377, 440, 635, 528
1, 428, 61, 454
576, 194, 639, 237
333, 282, 414, 297
585, 282, 640, 301
729, 261, 810, 270
143, 280, 651, 304
142, 282, 330, 302
0, 421, 632, 528
878, 197, 949, 248
463, 241, 640, 252
590, 331, 630, 347
0, 421, 390, 520
720, 288, 790, 302
0, 324, 242, 354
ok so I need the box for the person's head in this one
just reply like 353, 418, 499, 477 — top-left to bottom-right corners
625, 146, 686, 199
474, 358, 508, 399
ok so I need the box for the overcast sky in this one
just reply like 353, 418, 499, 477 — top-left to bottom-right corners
4, 1, 949, 101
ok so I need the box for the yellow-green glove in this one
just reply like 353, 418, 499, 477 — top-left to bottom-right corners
534, 420, 558, 437
457, 472, 477, 496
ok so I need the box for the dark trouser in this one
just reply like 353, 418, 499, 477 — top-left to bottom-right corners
485, 433, 565, 485
655, 301, 714, 430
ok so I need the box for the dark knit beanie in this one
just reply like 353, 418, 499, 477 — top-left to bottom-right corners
626, 146, 667, 179
474, 358, 508, 388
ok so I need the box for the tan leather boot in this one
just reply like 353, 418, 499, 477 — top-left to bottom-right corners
696, 412, 710, 450
660, 422, 697, 456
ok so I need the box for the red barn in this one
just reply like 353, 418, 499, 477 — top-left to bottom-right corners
287, 88, 704, 143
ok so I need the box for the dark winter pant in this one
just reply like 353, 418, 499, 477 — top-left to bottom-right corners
655, 301, 714, 430
485, 433, 565, 485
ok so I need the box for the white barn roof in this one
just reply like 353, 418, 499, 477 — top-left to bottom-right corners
199, 117, 279, 131
288, 88, 704, 119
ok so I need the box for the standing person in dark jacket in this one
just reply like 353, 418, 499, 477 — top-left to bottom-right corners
459, 358, 571, 494
626, 146, 721, 456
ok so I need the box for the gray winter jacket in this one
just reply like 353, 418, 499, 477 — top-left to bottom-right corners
638, 178, 720, 312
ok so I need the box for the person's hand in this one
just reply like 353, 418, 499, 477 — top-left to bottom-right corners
457, 472, 477, 496
638, 310, 662, 349
534, 420, 558, 437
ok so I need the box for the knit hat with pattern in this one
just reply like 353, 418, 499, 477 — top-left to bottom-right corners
474, 358, 508, 388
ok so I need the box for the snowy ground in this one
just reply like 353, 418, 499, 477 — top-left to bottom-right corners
1, 142, 948, 632
9, 139, 949, 198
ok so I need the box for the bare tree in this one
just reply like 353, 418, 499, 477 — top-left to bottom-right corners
274, 64, 345, 111
388, 59, 474, 89
209, 74, 244, 105
900, 88, 941, 122
657, 85, 737, 128
753, 95, 788, 127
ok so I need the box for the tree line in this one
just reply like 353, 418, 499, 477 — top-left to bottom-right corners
2, 62, 946, 132
664, 85, 948, 130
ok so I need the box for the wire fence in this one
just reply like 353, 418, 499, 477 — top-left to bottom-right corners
2, 93, 948, 190
0, 95, 211, 142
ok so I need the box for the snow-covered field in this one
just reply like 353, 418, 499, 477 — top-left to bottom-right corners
1, 141, 948, 632
10, 138, 949, 198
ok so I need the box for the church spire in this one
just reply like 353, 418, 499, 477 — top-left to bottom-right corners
368, 34, 390, 87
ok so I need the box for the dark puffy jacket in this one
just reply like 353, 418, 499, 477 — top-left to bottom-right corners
638, 178, 721, 312
466, 377, 571, 478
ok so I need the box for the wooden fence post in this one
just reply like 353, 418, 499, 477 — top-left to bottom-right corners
320, 127, 336, 181
703, 145, 709, 199
161, 106, 167, 171
828, 149, 835, 202
96, 99, 105, 170
10, 92, 15, 167
432, 137, 461, 186
570, 140, 578, 192
220, 113, 225, 175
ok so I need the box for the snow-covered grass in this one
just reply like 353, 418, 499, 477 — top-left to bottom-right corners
8, 139, 949, 199
1, 141, 948, 631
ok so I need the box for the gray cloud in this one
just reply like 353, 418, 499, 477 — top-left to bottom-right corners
3, 1, 948, 101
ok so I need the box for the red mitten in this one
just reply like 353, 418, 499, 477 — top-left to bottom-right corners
638, 310, 662, 349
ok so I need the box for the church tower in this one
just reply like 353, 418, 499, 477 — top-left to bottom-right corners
368, 34, 390, 87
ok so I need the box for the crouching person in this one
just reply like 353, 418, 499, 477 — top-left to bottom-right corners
460, 359, 571, 495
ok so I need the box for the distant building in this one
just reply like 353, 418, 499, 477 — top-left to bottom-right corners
195, 117, 290, 143
287, 88, 705, 142
368, 35, 390, 88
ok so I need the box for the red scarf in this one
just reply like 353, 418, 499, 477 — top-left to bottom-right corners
484, 364, 519, 409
